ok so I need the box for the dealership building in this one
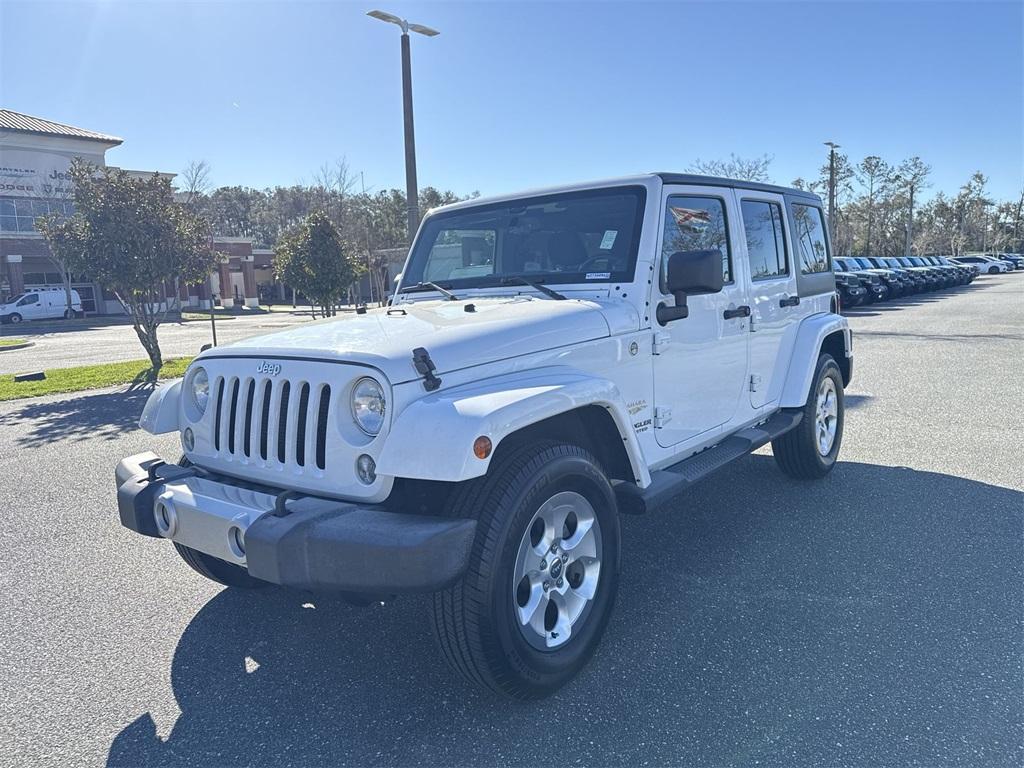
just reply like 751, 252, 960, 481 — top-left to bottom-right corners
0, 109, 272, 313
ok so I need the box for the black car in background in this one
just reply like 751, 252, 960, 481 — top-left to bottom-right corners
834, 257, 894, 301
866, 257, 928, 292
833, 265, 868, 307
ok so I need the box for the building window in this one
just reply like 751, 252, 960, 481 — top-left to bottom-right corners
0, 198, 74, 233
741, 200, 788, 279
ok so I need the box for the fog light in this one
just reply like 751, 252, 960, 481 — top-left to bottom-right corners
182, 427, 195, 452
356, 454, 376, 485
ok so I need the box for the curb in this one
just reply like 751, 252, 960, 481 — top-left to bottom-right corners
0, 342, 34, 353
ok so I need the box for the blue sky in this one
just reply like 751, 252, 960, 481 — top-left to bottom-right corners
2, 1, 1021, 202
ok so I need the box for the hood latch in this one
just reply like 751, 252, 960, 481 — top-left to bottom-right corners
412, 347, 442, 392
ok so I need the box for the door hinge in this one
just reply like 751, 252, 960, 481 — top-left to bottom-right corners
749, 374, 762, 392
653, 331, 671, 355
653, 406, 672, 428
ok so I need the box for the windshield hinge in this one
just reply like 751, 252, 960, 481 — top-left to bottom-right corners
652, 331, 671, 355
412, 347, 442, 392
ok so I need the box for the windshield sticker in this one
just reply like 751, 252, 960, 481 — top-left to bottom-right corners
599, 230, 618, 250
585, 272, 611, 280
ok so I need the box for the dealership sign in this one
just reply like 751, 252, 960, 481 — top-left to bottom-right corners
0, 148, 98, 197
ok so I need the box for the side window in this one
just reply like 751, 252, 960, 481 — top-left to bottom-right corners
791, 204, 830, 274
661, 195, 731, 286
740, 200, 787, 280
18, 294, 39, 306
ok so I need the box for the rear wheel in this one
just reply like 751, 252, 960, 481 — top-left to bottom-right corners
172, 456, 266, 589
430, 441, 620, 699
772, 354, 845, 479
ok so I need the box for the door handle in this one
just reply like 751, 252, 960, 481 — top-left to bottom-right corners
723, 305, 751, 320
779, 295, 800, 307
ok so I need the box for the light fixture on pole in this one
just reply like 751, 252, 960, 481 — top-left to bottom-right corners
368, 10, 439, 244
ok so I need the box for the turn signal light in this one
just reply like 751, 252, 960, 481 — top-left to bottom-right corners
473, 436, 492, 459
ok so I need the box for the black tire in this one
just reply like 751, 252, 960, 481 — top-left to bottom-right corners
988, 266, 999, 274
772, 354, 845, 480
430, 441, 620, 699
9, 313, 22, 324
172, 456, 266, 589
172, 541, 267, 589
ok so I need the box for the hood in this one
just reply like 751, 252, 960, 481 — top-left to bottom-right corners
208, 296, 638, 384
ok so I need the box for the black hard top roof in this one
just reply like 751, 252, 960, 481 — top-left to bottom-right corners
655, 173, 822, 202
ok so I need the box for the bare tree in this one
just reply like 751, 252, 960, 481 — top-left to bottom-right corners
181, 160, 212, 205
856, 156, 889, 256
893, 157, 931, 256
690, 153, 774, 183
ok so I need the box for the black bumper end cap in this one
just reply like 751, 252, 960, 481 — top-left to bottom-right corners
245, 507, 477, 595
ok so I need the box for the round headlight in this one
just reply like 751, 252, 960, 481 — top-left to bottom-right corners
351, 377, 386, 436
189, 366, 210, 415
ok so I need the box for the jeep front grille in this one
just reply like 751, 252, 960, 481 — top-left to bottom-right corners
212, 375, 332, 471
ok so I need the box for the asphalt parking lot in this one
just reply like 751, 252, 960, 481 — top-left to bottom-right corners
0, 311, 311, 374
1, 274, 1021, 767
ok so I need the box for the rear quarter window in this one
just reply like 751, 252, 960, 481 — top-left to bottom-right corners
790, 204, 830, 274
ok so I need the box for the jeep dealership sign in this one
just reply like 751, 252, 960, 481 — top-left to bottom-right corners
0, 148, 101, 197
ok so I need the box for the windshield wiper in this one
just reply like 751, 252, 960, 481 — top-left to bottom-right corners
498, 275, 566, 301
398, 281, 459, 301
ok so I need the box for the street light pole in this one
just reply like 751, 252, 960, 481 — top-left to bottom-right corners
368, 10, 439, 245
400, 31, 419, 242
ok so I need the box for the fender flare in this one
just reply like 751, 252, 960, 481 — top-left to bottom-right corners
139, 379, 182, 435
779, 313, 852, 408
376, 367, 651, 487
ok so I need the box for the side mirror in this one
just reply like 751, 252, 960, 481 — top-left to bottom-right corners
657, 249, 724, 324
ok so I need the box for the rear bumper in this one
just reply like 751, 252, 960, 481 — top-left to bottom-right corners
115, 452, 476, 594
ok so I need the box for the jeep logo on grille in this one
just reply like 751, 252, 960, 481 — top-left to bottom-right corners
256, 360, 282, 376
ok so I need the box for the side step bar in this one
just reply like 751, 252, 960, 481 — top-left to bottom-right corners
614, 410, 802, 515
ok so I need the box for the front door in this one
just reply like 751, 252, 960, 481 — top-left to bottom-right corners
736, 193, 798, 408
652, 187, 750, 448
17, 293, 42, 319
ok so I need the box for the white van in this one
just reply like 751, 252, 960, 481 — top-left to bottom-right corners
0, 288, 83, 323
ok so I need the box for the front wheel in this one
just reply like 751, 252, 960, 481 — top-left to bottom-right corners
430, 442, 620, 699
989, 266, 999, 274
772, 354, 845, 479
8, 313, 22, 324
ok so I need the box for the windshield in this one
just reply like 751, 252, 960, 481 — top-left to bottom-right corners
401, 187, 646, 291
854, 258, 875, 269
4, 294, 24, 305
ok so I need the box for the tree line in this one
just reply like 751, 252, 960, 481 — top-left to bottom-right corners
694, 153, 1024, 258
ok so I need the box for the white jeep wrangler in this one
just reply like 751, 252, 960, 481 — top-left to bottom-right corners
116, 173, 851, 698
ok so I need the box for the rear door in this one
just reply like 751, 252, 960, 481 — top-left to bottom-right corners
736, 192, 797, 408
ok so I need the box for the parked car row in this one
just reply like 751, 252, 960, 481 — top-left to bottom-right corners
952, 253, 1024, 273
832, 255, 980, 307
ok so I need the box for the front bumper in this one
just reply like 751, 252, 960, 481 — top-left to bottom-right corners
115, 452, 476, 594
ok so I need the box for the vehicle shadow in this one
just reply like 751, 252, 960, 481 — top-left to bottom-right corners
106, 458, 1022, 767
0, 386, 151, 448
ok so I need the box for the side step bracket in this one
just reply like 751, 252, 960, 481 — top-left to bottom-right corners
614, 410, 802, 515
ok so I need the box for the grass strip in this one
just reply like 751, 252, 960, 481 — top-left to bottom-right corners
0, 338, 28, 348
0, 357, 192, 402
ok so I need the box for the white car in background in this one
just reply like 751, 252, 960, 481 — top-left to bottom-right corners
0, 288, 83, 323
951, 255, 1012, 274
